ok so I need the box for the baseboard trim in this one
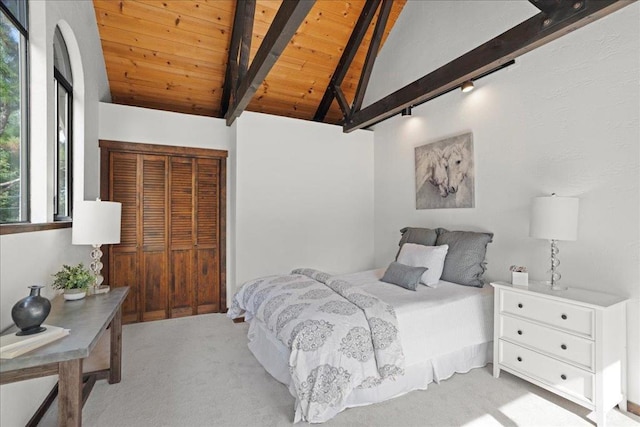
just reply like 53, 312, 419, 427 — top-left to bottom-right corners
628, 400, 640, 416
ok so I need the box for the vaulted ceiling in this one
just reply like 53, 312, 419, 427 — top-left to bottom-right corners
93, 0, 406, 125
93, 0, 634, 132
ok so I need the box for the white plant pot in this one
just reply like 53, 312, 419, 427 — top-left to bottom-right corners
63, 289, 87, 301
511, 272, 529, 287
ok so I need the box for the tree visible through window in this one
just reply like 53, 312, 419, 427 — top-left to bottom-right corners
0, 1, 28, 223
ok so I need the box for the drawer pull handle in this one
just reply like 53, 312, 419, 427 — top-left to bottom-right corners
517, 330, 523, 335
561, 374, 567, 380
561, 344, 567, 350
518, 303, 523, 308
517, 357, 522, 362
561, 314, 567, 320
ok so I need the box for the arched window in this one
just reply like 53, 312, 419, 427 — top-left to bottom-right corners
53, 26, 72, 220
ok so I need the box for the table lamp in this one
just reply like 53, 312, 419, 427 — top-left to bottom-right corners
529, 194, 579, 291
72, 199, 121, 294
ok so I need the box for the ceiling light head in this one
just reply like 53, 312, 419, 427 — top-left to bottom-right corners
461, 80, 474, 93
401, 106, 412, 116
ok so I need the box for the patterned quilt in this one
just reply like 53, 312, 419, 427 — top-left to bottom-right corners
227, 268, 405, 423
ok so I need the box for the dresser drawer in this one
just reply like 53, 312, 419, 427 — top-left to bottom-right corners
500, 315, 594, 371
501, 289, 594, 337
499, 340, 593, 403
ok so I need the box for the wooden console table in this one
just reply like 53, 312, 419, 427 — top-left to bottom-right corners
0, 287, 129, 426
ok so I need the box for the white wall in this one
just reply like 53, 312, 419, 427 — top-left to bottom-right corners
363, 1, 536, 107
99, 103, 235, 151
0, 1, 110, 425
368, 1, 640, 403
99, 106, 375, 296
98, 102, 237, 299
234, 112, 375, 287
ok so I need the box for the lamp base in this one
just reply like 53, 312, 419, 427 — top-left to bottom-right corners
548, 239, 567, 291
540, 280, 568, 291
95, 285, 110, 294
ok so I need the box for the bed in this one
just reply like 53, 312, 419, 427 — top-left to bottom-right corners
228, 227, 494, 423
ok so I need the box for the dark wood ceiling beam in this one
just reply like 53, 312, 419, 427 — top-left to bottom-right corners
529, 0, 565, 14
312, 0, 381, 122
350, 0, 393, 113
344, 0, 633, 133
332, 84, 351, 119
238, 0, 256, 82
529, 0, 592, 26
225, 0, 316, 126
221, 0, 254, 117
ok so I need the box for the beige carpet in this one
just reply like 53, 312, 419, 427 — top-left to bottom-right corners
42, 314, 639, 426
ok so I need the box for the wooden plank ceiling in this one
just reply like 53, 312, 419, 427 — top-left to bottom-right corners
93, 0, 406, 125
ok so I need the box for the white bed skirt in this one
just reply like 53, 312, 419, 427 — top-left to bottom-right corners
247, 318, 493, 414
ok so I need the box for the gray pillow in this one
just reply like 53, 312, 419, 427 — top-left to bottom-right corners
396, 227, 438, 259
381, 262, 428, 291
435, 229, 493, 287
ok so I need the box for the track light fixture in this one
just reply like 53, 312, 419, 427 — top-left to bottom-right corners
461, 80, 474, 93
384, 61, 515, 126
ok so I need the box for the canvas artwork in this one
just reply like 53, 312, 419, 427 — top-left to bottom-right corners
415, 132, 475, 209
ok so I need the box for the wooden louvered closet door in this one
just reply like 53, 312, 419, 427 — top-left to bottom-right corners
101, 140, 227, 324
169, 157, 195, 318
140, 155, 168, 322
109, 152, 139, 323
194, 158, 221, 314
168, 157, 221, 316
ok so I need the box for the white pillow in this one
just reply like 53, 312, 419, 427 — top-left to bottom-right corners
397, 243, 449, 287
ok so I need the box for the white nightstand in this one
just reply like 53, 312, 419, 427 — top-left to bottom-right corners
491, 281, 628, 426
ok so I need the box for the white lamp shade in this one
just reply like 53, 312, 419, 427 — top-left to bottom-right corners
529, 195, 579, 241
72, 200, 122, 245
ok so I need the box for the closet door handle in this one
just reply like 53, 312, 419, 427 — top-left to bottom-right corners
517, 330, 523, 335
561, 374, 567, 380
517, 357, 522, 362
561, 344, 567, 350
518, 303, 523, 309
561, 314, 567, 320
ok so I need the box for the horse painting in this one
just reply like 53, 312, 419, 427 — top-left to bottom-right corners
415, 133, 475, 209
415, 146, 449, 197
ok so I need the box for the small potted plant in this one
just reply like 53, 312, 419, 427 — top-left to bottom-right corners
52, 263, 93, 300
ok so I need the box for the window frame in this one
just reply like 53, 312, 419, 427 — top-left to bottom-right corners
0, 1, 27, 35
53, 66, 72, 221
0, 0, 30, 225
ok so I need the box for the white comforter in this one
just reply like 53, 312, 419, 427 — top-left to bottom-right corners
338, 269, 494, 366
227, 268, 406, 423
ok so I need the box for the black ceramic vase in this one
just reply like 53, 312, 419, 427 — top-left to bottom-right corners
11, 285, 51, 336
